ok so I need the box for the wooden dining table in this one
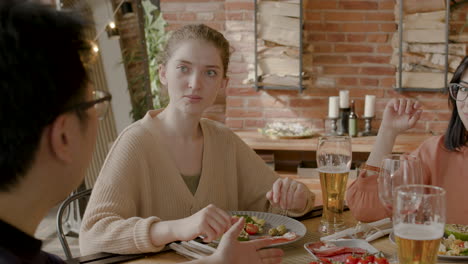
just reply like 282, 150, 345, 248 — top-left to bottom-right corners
102, 211, 452, 264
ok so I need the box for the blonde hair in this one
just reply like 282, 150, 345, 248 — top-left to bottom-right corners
160, 24, 230, 77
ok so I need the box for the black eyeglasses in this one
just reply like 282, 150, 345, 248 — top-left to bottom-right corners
67, 89, 112, 120
448, 83, 468, 102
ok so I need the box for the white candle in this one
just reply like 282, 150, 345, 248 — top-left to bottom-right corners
339, 90, 349, 108
328, 96, 340, 118
364, 95, 376, 117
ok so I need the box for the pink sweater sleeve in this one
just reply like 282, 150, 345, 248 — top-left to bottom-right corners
346, 171, 390, 222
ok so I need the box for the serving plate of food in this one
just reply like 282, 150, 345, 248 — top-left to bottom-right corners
258, 122, 319, 140
438, 224, 468, 260
304, 240, 388, 264
226, 211, 306, 246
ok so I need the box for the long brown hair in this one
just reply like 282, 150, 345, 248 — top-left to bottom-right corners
444, 56, 468, 151
159, 24, 230, 77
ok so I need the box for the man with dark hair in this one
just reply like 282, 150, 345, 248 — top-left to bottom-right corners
0, 1, 107, 263
0, 1, 283, 264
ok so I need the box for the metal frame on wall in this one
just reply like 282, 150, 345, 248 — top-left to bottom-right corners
254, 0, 304, 92
395, 0, 450, 92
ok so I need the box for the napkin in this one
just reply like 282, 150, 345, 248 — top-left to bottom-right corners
169, 240, 216, 260
320, 218, 392, 242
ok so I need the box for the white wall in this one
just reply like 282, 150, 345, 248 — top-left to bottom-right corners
90, 0, 133, 134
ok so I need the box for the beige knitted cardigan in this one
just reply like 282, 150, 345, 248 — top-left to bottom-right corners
79, 110, 315, 255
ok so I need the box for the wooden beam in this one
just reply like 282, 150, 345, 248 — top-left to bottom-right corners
403, 0, 446, 14
260, 26, 300, 47
397, 72, 453, 89
258, 1, 299, 18
259, 57, 300, 76
403, 29, 446, 43
407, 43, 466, 56
260, 15, 299, 30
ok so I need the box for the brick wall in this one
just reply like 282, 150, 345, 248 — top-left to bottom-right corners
159, 0, 468, 134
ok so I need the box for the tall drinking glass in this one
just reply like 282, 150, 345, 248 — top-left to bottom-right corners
378, 154, 424, 215
316, 136, 352, 234
393, 184, 446, 264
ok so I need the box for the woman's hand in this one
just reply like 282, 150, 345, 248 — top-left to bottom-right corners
381, 98, 422, 134
206, 217, 284, 264
266, 177, 309, 212
175, 204, 232, 243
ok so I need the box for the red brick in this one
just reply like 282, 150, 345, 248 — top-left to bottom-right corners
360, 78, 379, 86
179, 12, 196, 21
247, 97, 287, 108
361, 66, 395, 76
335, 44, 373, 53
366, 12, 395, 21
307, 0, 338, 9
306, 33, 327, 41
313, 55, 348, 64
303, 88, 340, 97
226, 12, 243, 20
161, 3, 186, 12
337, 77, 358, 86
347, 34, 367, 42
323, 66, 360, 75
162, 13, 177, 21
350, 88, 385, 98
305, 23, 341, 32
377, 45, 394, 53
264, 109, 299, 118
304, 11, 322, 21
380, 23, 397, 32
264, 90, 300, 97
313, 44, 333, 53
324, 12, 366, 21
186, 2, 224, 12
226, 98, 244, 107
244, 12, 254, 21
226, 109, 262, 118
205, 22, 224, 31
225, 119, 243, 128
339, 1, 378, 10
245, 119, 266, 128
342, 23, 379, 32
437, 112, 452, 121
419, 111, 438, 121
225, 2, 254, 10
367, 34, 389, 43
350, 55, 390, 64
378, 0, 395, 10
226, 87, 259, 96
380, 77, 395, 88
327, 33, 346, 42
228, 62, 248, 74
290, 98, 327, 108
420, 100, 451, 111
301, 110, 327, 118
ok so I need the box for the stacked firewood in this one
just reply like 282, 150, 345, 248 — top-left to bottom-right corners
244, 0, 303, 87
391, 0, 466, 89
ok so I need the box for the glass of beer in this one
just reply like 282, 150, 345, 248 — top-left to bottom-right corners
378, 154, 423, 215
316, 136, 352, 234
394, 184, 446, 264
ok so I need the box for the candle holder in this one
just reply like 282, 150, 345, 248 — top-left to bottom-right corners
359, 116, 377, 137
326, 117, 339, 136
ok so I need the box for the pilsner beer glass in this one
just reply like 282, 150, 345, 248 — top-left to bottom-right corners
378, 154, 423, 215
394, 184, 446, 264
316, 136, 352, 234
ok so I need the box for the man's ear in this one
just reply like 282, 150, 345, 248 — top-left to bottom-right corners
48, 114, 73, 163
159, 64, 168, 86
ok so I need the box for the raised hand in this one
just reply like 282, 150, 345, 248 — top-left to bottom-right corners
207, 217, 284, 264
381, 98, 422, 134
266, 177, 309, 212
175, 204, 232, 243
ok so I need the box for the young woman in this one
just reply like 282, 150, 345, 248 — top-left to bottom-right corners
80, 24, 315, 255
346, 56, 468, 225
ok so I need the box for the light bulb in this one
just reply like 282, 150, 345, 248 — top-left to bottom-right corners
92, 44, 99, 53
109, 22, 116, 29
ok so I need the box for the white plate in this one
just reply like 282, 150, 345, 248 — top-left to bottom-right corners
304, 239, 379, 260
438, 255, 468, 260
229, 211, 306, 246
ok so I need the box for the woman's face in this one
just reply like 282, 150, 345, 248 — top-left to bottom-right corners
159, 39, 228, 116
457, 71, 468, 131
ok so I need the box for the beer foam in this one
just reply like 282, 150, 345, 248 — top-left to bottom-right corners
317, 166, 349, 174
394, 223, 444, 240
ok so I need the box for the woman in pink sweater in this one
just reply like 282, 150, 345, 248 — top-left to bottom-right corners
80, 24, 315, 255
346, 56, 468, 225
